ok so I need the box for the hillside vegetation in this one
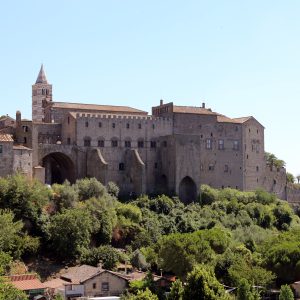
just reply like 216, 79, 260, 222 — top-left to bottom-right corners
0, 174, 300, 298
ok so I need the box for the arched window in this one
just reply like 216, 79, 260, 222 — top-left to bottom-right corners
98, 139, 104, 147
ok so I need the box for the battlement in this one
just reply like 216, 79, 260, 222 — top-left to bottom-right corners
74, 112, 172, 123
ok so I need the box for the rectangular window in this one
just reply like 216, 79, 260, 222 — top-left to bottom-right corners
23, 137, 27, 144
22, 126, 28, 132
138, 141, 144, 148
67, 138, 71, 145
206, 139, 212, 150
224, 164, 229, 173
218, 139, 224, 150
111, 140, 118, 147
102, 282, 109, 292
0, 145, 2, 154
125, 141, 131, 148
208, 164, 214, 171
93, 283, 96, 289
150, 141, 156, 148
126, 123, 130, 129
98, 140, 104, 147
85, 121, 89, 127
233, 140, 239, 150
163, 141, 167, 147
138, 123, 142, 129
119, 163, 125, 171
112, 123, 116, 128
99, 122, 102, 128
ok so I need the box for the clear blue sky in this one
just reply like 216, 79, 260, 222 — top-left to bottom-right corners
0, 1, 299, 176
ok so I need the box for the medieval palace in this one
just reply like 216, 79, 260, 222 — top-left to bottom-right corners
0, 65, 289, 202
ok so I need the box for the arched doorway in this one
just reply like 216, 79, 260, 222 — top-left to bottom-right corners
179, 176, 197, 204
42, 152, 75, 185
156, 174, 168, 195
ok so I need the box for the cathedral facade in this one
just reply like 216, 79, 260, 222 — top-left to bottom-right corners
0, 66, 288, 202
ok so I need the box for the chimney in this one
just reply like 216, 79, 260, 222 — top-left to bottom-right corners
202, 102, 206, 108
16, 111, 21, 127
160, 99, 164, 106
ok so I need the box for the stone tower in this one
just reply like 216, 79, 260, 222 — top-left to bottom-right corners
32, 65, 52, 122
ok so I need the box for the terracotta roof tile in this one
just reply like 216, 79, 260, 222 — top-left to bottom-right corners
6, 274, 44, 291
60, 265, 100, 283
173, 106, 217, 115
232, 116, 253, 123
217, 116, 241, 124
0, 134, 14, 142
52, 102, 148, 115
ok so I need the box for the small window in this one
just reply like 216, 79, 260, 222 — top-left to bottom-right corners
67, 138, 71, 145
102, 282, 109, 291
206, 139, 212, 150
98, 140, 104, 147
119, 163, 125, 171
93, 283, 96, 289
99, 122, 102, 128
67, 117, 70, 124
125, 140, 131, 148
163, 141, 167, 147
22, 126, 28, 132
112, 123, 116, 128
150, 141, 156, 148
224, 164, 229, 173
152, 124, 155, 129
138, 123, 142, 129
126, 123, 130, 129
208, 164, 214, 171
84, 138, 91, 147
85, 121, 89, 128
233, 140, 239, 151
0, 145, 2, 154
138, 140, 144, 148
210, 132, 213, 137
23, 137, 27, 144
256, 166, 259, 172
111, 140, 118, 147
154, 162, 158, 169
218, 139, 224, 150
235, 126, 238, 132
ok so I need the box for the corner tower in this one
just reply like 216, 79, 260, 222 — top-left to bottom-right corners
32, 65, 52, 122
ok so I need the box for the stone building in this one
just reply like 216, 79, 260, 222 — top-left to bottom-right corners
0, 65, 292, 202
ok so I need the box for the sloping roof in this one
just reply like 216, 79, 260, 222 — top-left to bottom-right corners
43, 278, 69, 289
60, 265, 101, 283
7, 274, 44, 291
36, 64, 48, 84
232, 116, 253, 123
13, 145, 32, 150
51, 102, 148, 115
172, 105, 218, 115
217, 115, 242, 124
0, 134, 14, 142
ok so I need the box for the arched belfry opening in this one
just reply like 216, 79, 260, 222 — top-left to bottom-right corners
42, 152, 75, 185
179, 176, 197, 204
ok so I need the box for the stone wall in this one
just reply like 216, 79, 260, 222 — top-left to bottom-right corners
0, 141, 13, 177
12, 146, 33, 179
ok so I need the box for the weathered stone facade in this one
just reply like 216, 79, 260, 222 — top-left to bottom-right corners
0, 66, 291, 202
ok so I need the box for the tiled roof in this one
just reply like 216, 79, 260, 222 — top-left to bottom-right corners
173, 106, 217, 115
0, 134, 14, 142
232, 116, 253, 123
60, 265, 100, 283
51, 102, 148, 115
6, 274, 44, 291
43, 278, 69, 289
217, 115, 242, 124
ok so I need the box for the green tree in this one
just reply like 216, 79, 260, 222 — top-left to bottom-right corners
47, 208, 93, 259
168, 279, 184, 300
286, 173, 295, 184
0, 278, 27, 300
52, 181, 78, 211
75, 177, 106, 201
237, 279, 261, 300
183, 265, 230, 300
279, 285, 294, 300
131, 249, 149, 270
106, 181, 120, 198
123, 288, 159, 300
80, 245, 121, 270
0, 209, 39, 259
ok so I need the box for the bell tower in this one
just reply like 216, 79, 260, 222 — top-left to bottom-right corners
32, 65, 52, 122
